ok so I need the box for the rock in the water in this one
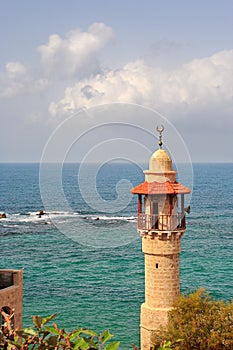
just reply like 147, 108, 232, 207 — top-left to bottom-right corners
37, 210, 45, 218
0, 213, 7, 219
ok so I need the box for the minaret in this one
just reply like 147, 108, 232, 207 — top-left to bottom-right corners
131, 126, 191, 350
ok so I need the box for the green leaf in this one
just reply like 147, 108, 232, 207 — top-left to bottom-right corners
104, 341, 120, 350
69, 329, 82, 341
73, 337, 90, 350
41, 314, 57, 326
84, 337, 98, 349
22, 328, 37, 336
158, 341, 174, 350
102, 329, 113, 344
79, 328, 98, 337
32, 315, 42, 328
43, 326, 60, 335
175, 338, 184, 343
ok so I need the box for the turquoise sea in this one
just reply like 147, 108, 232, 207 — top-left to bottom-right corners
0, 162, 232, 349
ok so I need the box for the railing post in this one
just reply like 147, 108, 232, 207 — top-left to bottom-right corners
181, 214, 186, 229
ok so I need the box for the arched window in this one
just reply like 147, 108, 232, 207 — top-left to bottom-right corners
1, 306, 15, 334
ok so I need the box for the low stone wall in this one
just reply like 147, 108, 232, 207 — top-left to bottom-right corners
0, 269, 23, 329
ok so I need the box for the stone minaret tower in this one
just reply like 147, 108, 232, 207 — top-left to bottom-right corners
131, 127, 191, 350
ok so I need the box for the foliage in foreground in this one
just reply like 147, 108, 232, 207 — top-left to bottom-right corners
0, 313, 120, 350
1, 289, 232, 350
153, 288, 233, 350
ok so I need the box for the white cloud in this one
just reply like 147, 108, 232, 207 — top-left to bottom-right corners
0, 21, 232, 133
49, 49, 233, 122
0, 61, 48, 97
0, 61, 28, 97
38, 22, 114, 79
5, 62, 27, 76
0, 23, 114, 98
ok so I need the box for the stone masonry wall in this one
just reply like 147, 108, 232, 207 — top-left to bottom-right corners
0, 270, 23, 329
140, 234, 182, 350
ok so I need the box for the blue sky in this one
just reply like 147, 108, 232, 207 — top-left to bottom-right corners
0, 0, 232, 162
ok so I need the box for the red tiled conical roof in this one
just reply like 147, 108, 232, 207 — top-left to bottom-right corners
131, 181, 191, 194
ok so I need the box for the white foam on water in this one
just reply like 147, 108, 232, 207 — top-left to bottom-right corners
84, 215, 137, 222
0, 212, 46, 224
0, 211, 80, 224
0, 211, 136, 226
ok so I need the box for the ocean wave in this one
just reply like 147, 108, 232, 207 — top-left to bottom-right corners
0, 211, 79, 221
82, 215, 137, 222
0, 211, 137, 228
0, 213, 45, 223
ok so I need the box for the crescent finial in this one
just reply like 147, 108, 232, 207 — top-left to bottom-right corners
156, 125, 164, 149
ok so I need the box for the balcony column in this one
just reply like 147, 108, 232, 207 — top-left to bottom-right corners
169, 195, 173, 215
181, 194, 185, 228
181, 194, 184, 214
138, 195, 142, 215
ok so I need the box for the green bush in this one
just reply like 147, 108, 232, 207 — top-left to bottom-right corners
154, 288, 233, 350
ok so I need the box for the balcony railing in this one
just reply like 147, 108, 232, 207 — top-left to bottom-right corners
138, 213, 185, 231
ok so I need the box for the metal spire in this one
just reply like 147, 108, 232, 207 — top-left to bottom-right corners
156, 125, 164, 149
